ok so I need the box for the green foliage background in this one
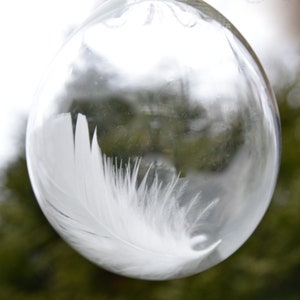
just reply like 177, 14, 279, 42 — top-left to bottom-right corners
0, 82, 300, 299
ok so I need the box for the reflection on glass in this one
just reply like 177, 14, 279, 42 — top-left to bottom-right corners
26, 0, 280, 280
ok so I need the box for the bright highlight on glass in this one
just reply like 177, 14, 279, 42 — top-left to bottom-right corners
26, 0, 280, 280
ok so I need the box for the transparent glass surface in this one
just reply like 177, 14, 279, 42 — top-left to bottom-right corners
26, 0, 280, 280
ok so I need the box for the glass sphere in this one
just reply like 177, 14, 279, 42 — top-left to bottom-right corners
26, 0, 280, 280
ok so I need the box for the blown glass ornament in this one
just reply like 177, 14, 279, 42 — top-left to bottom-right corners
26, 0, 280, 280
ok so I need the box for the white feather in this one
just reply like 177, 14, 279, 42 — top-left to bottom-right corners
27, 113, 221, 280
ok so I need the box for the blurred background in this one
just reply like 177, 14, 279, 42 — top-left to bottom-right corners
0, 0, 299, 299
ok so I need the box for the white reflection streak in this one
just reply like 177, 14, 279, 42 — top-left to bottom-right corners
83, 0, 240, 100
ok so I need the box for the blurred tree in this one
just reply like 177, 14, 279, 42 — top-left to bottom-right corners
1, 83, 300, 299
64, 62, 246, 176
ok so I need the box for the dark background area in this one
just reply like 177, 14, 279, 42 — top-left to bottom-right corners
1, 75, 300, 300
